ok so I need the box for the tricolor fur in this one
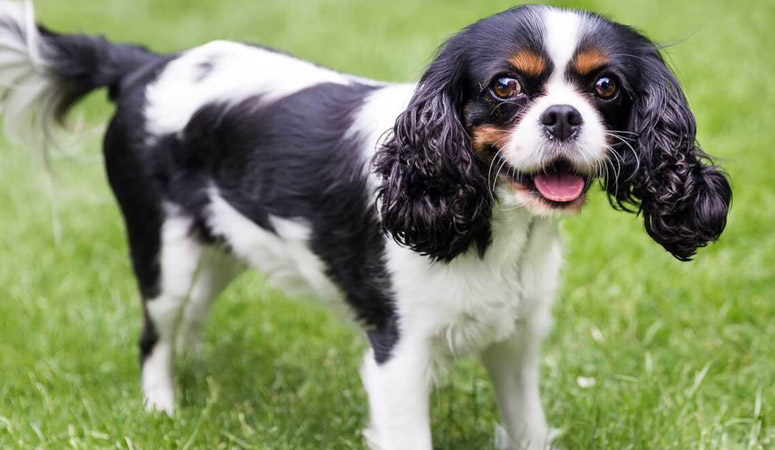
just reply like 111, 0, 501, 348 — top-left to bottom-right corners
0, 2, 730, 449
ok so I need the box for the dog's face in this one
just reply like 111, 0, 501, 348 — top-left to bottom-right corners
463, 8, 632, 215
376, 6, 731, 262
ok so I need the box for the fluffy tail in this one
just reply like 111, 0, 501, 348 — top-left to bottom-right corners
0, 1, 158, 154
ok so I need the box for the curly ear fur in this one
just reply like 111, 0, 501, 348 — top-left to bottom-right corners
606, 51, 732, 261
374, 44, 492, 262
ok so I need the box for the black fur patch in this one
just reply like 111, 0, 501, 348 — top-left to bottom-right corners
102, 67, 169, 303
159, 83, 401, 362
194, 60, 215, 82
138, 309, 159, 363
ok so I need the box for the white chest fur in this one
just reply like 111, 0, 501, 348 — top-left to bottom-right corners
386, 209, 563, 357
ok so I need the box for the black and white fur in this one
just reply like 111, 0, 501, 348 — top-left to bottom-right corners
0, 2, 731, 449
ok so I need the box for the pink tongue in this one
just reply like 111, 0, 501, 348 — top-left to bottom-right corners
533, 172, 585, 202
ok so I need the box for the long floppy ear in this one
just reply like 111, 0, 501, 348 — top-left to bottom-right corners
606, 50, 731, 260
374, 43, 492, 262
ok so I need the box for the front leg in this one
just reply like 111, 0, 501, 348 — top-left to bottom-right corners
482, 308, 552, 450
361, 337, 433, 450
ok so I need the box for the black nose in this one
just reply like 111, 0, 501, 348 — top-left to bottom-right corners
540, 104, 583, 141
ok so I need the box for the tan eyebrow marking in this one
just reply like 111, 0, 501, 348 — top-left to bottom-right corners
508, 51, 547, 77
470, 125, 510, 157
573, 48, 609, 75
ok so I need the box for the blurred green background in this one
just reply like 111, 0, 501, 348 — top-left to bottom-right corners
0, 0, 773, 448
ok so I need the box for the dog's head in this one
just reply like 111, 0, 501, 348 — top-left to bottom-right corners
375, 5, 731, 262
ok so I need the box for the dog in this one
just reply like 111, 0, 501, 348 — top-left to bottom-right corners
0, 1, 731, 449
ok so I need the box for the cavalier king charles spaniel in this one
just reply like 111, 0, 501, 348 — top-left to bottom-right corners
0, 1, 730, 449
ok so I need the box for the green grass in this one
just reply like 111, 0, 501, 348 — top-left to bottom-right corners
1, 0, 773, 448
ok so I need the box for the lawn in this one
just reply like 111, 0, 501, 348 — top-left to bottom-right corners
0, 0, 773, 448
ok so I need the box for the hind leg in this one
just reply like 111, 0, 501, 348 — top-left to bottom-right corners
175, 245, 242, 358
101, 114, 224, 414
139, 213, 240, 414
139, 213, 200, 414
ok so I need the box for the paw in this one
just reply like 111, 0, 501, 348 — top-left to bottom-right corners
143, 387, 175, 416
495, 424, 563, 450
362, 425, 432, 450
142, 367, 176, 415
142, 341, 176, 415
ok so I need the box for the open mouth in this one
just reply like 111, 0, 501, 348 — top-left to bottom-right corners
504, 159, 593, 207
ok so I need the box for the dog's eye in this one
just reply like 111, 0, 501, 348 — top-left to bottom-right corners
491, 77, 521, 100
594, 76, 618, 99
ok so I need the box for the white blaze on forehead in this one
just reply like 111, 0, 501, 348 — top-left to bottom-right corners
500, 7, 608, 190
542, 8, 582, 82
